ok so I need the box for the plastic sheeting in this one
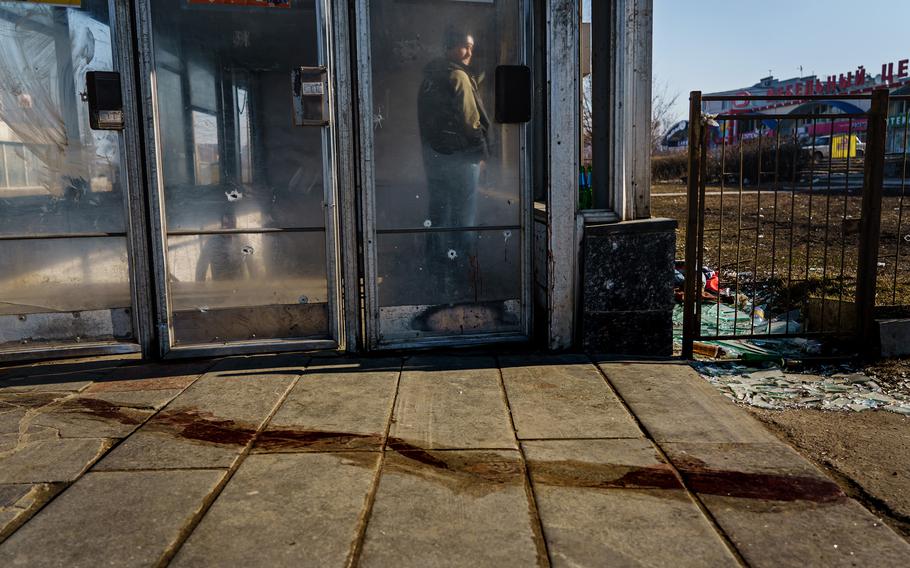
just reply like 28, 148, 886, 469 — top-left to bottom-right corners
0, 3, 118, 199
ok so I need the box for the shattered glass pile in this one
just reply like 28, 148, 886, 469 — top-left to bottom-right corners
672, 304, 819, 361
694, 363, 910, 415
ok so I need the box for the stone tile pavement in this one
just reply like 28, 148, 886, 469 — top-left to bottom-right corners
0, 352, 907, 567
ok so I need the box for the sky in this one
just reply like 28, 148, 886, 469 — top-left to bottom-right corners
585, 0, 910, 124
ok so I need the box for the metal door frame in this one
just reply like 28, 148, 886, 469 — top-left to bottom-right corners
353, 0, 534, 350
0, 0, 151, 363
136, 0, 346, 358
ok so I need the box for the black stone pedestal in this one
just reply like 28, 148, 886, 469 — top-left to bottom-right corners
580, 217, 677, 356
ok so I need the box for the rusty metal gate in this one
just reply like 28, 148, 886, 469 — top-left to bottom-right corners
680, 89, 905, 358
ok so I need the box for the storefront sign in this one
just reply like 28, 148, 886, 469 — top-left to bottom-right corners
806, 119, 868, 137
187, 0, 290, 7
879, 58, 910, 85
767, 66, 868, 98
888, 114, 909, 128
766, 56, 910, 98
731, 92, 751, 109
12, 1, 82, 6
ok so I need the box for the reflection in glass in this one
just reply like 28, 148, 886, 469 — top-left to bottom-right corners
371, 0, 521, 231
377, 229, 522, 342
369, 0, 524, 341
0, 1, 125, 236
0, 1, 135, 352
0, 237, 132, 315
152, 0, 326, 234
150, 0, 332, 345
191, 110, 220, 186
3, 143, 34, 188
378, 230, 521, 307
236, 86, 253, 185
157, 67, 192, 186
167, 232, 328, 312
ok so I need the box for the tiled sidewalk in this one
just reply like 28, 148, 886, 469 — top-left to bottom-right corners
0, 353, 907, 567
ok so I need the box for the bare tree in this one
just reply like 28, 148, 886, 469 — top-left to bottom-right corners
651, 78, 680, 152
581, 75, 680, 161
582, 75, 593, 166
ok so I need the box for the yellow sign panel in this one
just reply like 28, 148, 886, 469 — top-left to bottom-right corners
831, 134, 858, 159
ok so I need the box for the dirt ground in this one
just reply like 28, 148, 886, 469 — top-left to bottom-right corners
750, 408, 910, 537
651, 182, 910, 310
744, 357, 910, 539
656, 177, 910, 539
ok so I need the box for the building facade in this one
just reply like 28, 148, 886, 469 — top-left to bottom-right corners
665, 55, 910, 152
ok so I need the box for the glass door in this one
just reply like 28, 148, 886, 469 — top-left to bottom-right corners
140, 0, 341, 355
0, 0, 142, 359
357, 0, 531, 348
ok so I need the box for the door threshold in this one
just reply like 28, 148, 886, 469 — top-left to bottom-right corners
163, 338, 339, 360
375, 332, 529, 351
0, 341, 141, 364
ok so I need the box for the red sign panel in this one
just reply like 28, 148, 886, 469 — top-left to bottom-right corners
188, 0, 290, 7
731, 92, 751, 109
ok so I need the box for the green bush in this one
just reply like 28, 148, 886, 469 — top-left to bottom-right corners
653, 140, 807, 185
651, 151, 688, 182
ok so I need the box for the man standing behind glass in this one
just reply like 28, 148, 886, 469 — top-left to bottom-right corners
417, 26, 490, 298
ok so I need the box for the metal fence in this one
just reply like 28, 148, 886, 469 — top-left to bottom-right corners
879, 95, 910, 313
681, 89, 909, 358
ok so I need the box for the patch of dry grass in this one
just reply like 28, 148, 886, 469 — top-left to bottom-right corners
652, 183, 910, 315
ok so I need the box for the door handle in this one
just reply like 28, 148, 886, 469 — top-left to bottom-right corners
292, 66, 329, 126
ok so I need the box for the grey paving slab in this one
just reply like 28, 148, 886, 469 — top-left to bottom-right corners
0, 356, 131, 389
0, 391, 70, 411
700, 493, 909, 567
0, 485, 32, 508
0, 483, 65, 541
0, 437, 111, 483
0, 469, 225, 567
0, 375, 94, 394
0, 407, 26, 436
85, 360, 213, 393
389, 356, 515, 450
1, 355, 135, 375
0, 393, 83, 438
172, 452, 379, 567
500, 355, 641, 439
207, 352, 310, 375
663, 442, 834, 483
522, 438, 681, 490
95, 373, 296, 470
0, 358, 130, 393
663, 441, 910, 567
360, 449, 542, 567
598, 362, 779, 443
0, 428, 58, 452
522, 439, 736, 567
540, 488, 736, 567
26, 391, 179, 439
28, 406, 147, 439
255, 359, 400, 453
0, 513, 16, 539
76, 388, 183, 410
1, 389, 168, 444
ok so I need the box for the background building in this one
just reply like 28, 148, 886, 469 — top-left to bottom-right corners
663, 56, 910, 152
